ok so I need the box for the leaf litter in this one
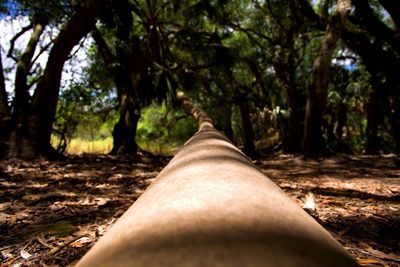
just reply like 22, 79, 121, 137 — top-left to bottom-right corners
0, 153, 399, 266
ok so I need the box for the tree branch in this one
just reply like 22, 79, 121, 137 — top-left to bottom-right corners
29, 40, 54, 69
7, 24, 33, 62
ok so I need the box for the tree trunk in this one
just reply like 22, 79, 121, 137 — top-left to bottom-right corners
303, 0, 351, 158
109, 52, 141, 155
108, 2, 143, 155
273, 70, 303, 154
110, 94, 141, 155
0, 44, 8, 117
390, 96, 400, 154
220, 103, 233, 141
13, 21, 46, 121
238, 99, 256, 157
0, 44, 10, 157
365, 91, 380, 154
273, 25, 304, 154
283, 83, 304, 154
10, 0, 104, 159
336, 103, 350, 152
76, 92, 358, 267
92, 27, 141, 155
8, 21, 46, 158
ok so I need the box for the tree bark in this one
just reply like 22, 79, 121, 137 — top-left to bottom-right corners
274, 70, 304, 154
13, 21, 46, 121
7, 21, 46, 157
303, 0, 351, 158
365, 91, 381, 154
110, 94, 141, 154
92, 27, 141, 155
238, 99, 256, 157
76, 92, 358, 267
10, 0, 105, 159
335, 103, 350, 152
0, 44, 11, 157
220, 103, 233, 141
0, 44, 8, 118
106, 1, 143, 155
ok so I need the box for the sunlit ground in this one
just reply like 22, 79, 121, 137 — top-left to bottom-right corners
51, 136, 179, 155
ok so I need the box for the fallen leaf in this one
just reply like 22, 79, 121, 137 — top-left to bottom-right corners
70, 237, 91, 248
358, 258, 385, 266
0, 202, 11, 211
303, 192, 316, 211
95, 197, 109, 206
20, 249, 32, 259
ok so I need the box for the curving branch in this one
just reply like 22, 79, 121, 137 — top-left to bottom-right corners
29, 40, 54, 69
7, 24, 33, 62
176, 91, 214, 131
378, 0, 400, 29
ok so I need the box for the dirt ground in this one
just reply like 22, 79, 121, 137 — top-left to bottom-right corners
1, 153, 399, 266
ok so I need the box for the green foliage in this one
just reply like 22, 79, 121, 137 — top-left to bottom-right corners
3, 0, 398, 156
136, 102, 196, 154
53, 82, 118, 153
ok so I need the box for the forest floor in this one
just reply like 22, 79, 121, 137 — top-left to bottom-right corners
0, 153, 399, 266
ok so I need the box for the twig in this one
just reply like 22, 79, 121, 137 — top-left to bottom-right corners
29, 40, 54, 69
5, 239, 34, 265
37, 234, 55, 250
42, 235, 87, 257
349, 247, 400, 263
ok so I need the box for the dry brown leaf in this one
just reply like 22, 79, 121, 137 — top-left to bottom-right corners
358, 258, 385, 266
70, 237, 91, 248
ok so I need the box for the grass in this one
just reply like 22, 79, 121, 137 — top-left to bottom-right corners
67, 137, 113, 154
52, 136, 179, 155
51, 136, 113, 155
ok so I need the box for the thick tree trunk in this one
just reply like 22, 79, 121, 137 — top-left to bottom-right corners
108, 2, 143, 155
110, 56, 141, 155
10, 0, 104, 159
274, 40, 304, 154
275, 70, 304, 153
283, 83, 304, 154
0, 44, 11, 157
92, 27, 141, 155
303, 0, 351, 158
77, 92, 358, 267
110, 95, 141, 155
0, 44, 8, 117
8, 21, 46, 158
